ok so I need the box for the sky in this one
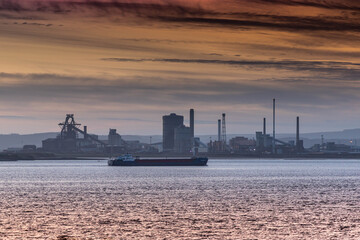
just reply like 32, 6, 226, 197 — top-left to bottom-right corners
0, 0, 360, 135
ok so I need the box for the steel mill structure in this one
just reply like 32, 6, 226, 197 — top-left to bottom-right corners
37, 101, 344, 156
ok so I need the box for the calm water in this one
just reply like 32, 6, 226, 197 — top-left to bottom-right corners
0, 159, 360, 239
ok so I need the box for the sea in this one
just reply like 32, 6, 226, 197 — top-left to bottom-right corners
0, 159, 359, 239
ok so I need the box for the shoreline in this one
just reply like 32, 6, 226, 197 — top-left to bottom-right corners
3, 152, 360, 161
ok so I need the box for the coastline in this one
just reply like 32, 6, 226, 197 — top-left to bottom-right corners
2, 152, 360, 161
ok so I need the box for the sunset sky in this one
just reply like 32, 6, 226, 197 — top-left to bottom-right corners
0, 0, 360, 135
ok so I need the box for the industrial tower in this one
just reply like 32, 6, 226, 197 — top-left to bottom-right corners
58, 114, 106, 146
59, 114, 81, 140
272, 99, 276, 154
221, 113, 227, 151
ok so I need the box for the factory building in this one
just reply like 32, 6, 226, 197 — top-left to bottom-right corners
207, 114, 229, 153
193, 137, 208, 153
256, 131, 273, 153
105, 129, 125, 154
42, 114, 106, 153
162, 113, 184, 151
256, 115, 304, 154
229, 137, 256, 153
108, 129, 122, 146
162, 109, 198, 153
174, 125, 192, 153
207, 140, 223, 153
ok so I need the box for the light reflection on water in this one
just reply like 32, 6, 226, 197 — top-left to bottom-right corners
1, 159, 360, 239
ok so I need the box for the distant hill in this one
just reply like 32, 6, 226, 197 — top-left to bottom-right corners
299, 129, 360, 139
1, 129, 360, 150
0, 132, 58, 150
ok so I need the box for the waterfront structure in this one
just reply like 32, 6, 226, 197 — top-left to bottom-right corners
221, 113, 227, 151
108, 129, 122, 146
229, 137, 256, 153
295, 116, 304, 152
256, 131, 272, 153
162, 113, 184, 151
207, 140, 223, 153
42, 114, 106, 153
194, 137, 208, 153
218, 119, 221, 141
190, 109, 194, 139
273, 98, 276, 154
174, 125, 192, 153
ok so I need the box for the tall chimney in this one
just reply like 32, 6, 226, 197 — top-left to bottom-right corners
263, 118, 266, 135
218, 119, 221, 141
222, 113, 227, 150
296, 116, 300, 148
190, 109, 194, 138
84, 126, 87, 139
272, 99, 276, 154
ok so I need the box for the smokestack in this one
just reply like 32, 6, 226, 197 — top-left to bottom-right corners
84, 126, 87, 139
222, 113, 227, 150
272, 99, 276, 154
296, 116, 300, 147
263, 118, 266, 135
190, 109, 194, 138
218, 119, 221, 141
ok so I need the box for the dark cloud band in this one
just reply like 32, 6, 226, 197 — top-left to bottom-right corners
1, 1, 360, 33
101, 58, 360, 76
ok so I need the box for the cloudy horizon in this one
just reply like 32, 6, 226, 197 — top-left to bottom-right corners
0, 0, 360, 135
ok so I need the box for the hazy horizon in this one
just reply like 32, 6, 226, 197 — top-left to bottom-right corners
3, 126, 360, 137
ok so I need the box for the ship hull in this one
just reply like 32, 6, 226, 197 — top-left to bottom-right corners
108, 157, 208, 166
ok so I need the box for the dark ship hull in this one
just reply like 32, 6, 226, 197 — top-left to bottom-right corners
108, 157, 208, 166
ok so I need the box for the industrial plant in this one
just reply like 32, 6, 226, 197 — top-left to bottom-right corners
162, 109, 207, 154
41, 114, 155, 154
2, 99, 360, 159
42, 114, 105, 153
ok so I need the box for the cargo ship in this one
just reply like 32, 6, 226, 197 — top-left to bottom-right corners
108, 154, 208, 166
